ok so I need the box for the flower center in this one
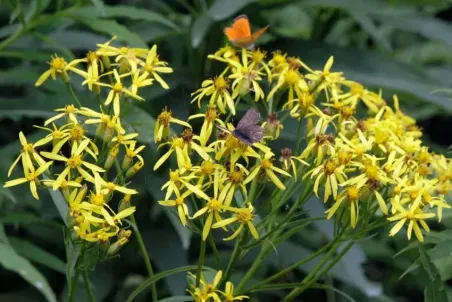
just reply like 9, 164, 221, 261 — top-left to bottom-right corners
261, 159, 273, 169
201, 161, 215, 175
67, 155, 82, 168
236, 210, 253, 223
26, 172, 38, 181
91, 193, 104, 205
346, 186, 360, 201
113, 82, 123, 92
70, 125, 85, 141
208, 199, 222, 212
214, 77, 228, 91
284, 69, 300, 86
23, 143, 34, 154
65, 104, 76, 114
229, 170, 245, 184
50, 56, 66, 71
176, 197, 184, 205
365, 165, 379, 179
205, 107, 217, 123
158, 109, 172, 127
272, 51, 286, 66
252, 50, 266, 64
169, 171, 180, 182
350, 83, 364, 96
324, 159, 338, 175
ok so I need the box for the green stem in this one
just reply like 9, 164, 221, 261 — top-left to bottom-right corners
284, 241, 354, 300
67, 83, 83, 107
0, 26, 24, 52
245, 239, 336, 293
294, 117, 303, 154
68, 267, 80, 302
195, 239, 207, 287
82, 270, 95, 302
222, 232, 244, 284
130, 214, 157, 302
236, 243, 271, 292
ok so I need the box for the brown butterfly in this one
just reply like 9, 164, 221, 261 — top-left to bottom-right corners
223, 15, 269, 49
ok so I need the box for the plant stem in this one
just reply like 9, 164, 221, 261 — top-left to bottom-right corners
294, 117, 303, 154
284, 241, 354, 300
222, 232, 244, 284
236, 243, 271, 292
67, 83, 82, 107
245, 238, 337, 293
68, 267, 80, 302
130, 214, 157, 302
195, 239, 207, 287
82, 270, 95, 302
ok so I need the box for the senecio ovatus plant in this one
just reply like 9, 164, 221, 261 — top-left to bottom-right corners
5, 36, 452, 301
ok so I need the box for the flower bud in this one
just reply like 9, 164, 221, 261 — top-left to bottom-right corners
118, 194, 132, 212
101, 55, 111, 70
105, 145, 120, 170
125, 161, 144, 179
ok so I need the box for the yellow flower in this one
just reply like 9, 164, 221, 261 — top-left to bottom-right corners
4, 160, 53, 200
97, 69, 144, 116
35, 55, 69, 86
130, 69, 153, 95
161, 169, 207, 201
158, 187, 194, 226
140, 45, 173, 89
326, 186, 361, 228
212, 204, 259, 241
222, 281, 249, 302
244, 153, 291, 190
262, 112, 284, 140
44, 104, 80, 126
228, 49, 265, 102
187, 270, 223, 302
41, 139, 104, 190
388, 197, 435, 242
267, 67, 308, 104
188, 107, 225, 146
34, 123, 70, 148
219, 166, 249, 207
279, 147, 309, 179
305, 158, 347, 202
192, 170, 227, 240
154, 137, 191, 171
8, 131, 48, 177
122, 142, 145, 170
191, 76, 235, 115
154, 107, 192, 143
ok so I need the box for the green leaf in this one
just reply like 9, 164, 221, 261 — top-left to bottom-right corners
283, 40, 452, 112
373, 13, 452, 47
90, 0, 106, 15
0, 242, 57, 302
208, 0, 257, 21
48, 30, 109, 51
418, 243, 449, 302
44, 175, 69, 227
126, 265, 198, 302
350, 12, 392, 51
70, 17, 148, 48
0, 50, 51, 62
9, 237, 66, 274
71, 5, 179, 30
0, 213, 61, 227
191, 14, 214, 48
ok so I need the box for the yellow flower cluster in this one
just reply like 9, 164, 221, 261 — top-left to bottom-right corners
155, 46, 451, 243
4, 37, 173, 250
187, 270, 248, 302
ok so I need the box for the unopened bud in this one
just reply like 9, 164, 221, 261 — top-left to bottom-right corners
125, 161, 143, 179
105, 145, 120, 170
118, 194, 132, 212
101, 55, 111, 70
107, 237, 129, 256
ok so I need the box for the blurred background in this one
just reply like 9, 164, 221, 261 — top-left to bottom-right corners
1, 0, 452, 301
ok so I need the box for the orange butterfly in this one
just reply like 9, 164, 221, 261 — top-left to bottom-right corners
223, 15, 269, 49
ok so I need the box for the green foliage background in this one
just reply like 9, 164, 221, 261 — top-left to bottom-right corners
1, 0, 452, 301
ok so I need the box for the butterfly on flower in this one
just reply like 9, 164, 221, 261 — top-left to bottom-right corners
218, 108, 264, 145
223, 15, 269, 49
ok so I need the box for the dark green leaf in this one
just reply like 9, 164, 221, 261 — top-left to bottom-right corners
191, 14, 214, 48
0, 242, 57, 302
44, 175, 69, 227
208, 0, 257, 21
9, 237, 66, 274
70, 17, 148, 48
418, 243, 449, 302
126, 265, 198, 302
71, 5, 179, 30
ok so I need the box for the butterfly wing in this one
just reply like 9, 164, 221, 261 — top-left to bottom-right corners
235, 108, 261, 131
251, 25, 269, 43
224, 15, 254, 48
233, 125, 264, 145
